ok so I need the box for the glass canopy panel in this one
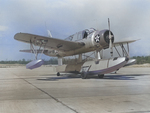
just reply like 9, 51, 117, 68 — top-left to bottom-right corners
65, 28, 96, 41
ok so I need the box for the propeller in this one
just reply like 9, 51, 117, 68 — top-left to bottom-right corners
108, 18, 113, 57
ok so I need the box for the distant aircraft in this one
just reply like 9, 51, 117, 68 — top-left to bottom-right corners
14, 19, 137, 79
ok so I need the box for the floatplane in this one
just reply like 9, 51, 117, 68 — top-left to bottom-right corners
14, 19, 136, 79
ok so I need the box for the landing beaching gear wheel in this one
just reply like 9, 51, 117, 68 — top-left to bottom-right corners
57, 72, 60, 76
81, 72, 87, 79
98, 74, 104, 78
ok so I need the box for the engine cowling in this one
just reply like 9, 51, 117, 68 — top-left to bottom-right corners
93, 29, 114, 49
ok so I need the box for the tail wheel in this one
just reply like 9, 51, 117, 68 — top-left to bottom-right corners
98, 74, 104, 78
57, 72, 60, 76
81, 72, 87, 79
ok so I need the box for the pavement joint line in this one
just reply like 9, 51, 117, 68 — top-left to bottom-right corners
7, 68, 79, 113
23, 78, 79, 113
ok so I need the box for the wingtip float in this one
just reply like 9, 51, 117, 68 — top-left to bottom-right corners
26, 59, 44, 70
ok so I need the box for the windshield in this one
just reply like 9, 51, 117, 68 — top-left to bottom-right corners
65, 28, 96, 41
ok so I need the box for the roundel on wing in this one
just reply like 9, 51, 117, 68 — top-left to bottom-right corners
94, 34, 100, 43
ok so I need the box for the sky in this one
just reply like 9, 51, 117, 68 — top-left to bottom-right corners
0, 0, 150, 61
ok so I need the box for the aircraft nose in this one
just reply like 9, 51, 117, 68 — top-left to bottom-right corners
103, 30, 114, 44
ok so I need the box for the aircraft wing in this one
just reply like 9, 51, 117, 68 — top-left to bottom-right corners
14, 33, 85, 51
113, 39, 138, 46
19, 49, 47, 53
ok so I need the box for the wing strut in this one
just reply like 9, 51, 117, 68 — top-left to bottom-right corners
30, 38, 48, 60
26, 39, 48, 69
78, 54, 82, 62
114, 42, 130, 57
120, 44, 129, 57
114, 45, 121, 57
58, 57, 62, 66
95, 50, 101, 60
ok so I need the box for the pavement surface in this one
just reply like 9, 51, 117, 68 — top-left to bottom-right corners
0, 66, 150, 113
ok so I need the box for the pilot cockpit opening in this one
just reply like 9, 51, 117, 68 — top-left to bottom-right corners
65, 28, 96, 41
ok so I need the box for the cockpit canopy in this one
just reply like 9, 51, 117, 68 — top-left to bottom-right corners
65, 28, 96, 41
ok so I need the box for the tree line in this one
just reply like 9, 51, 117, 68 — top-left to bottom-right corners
132, 56, 150, 64
0, 56, 150, 65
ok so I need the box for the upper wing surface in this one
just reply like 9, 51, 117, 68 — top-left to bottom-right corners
113, 39, 138, 46
14, 33, 84, 51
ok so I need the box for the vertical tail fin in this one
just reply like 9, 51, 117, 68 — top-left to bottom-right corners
47, 30, 52, 37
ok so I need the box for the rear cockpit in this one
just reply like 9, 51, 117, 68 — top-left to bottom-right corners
65, 28, 96, 41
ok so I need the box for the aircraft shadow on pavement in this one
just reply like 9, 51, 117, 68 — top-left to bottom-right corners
37, 74, 81, 81
93, 74, 144, 80
37, 74, 146, 81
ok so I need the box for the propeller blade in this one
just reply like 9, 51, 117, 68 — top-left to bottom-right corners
108, 18, 113, 57
109, 39, 113, 57
108, 18, 111, 39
